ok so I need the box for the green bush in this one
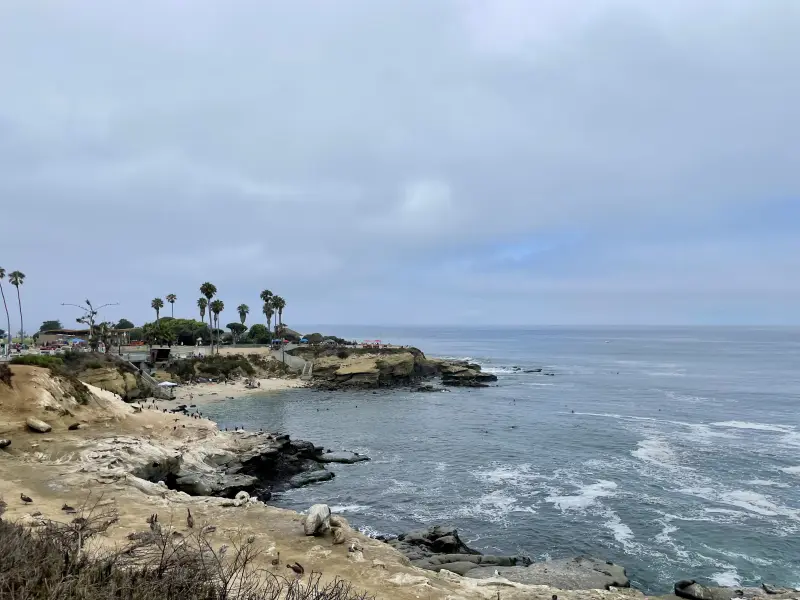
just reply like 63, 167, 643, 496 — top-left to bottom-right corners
10, 355, 64, 369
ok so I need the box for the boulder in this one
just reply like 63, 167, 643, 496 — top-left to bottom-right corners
675, 580, 766, 600
234, 491, 250, 503
304, 504, 332, 536
467, 557, 629, 590
0, 439, 10, 449
26, 417, 52, 433
317, 451, 370, 464
332, 527, 347, 544
290, 470, 334, 487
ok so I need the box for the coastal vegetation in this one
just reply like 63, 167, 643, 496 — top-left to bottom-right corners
0, 516, 373, 600
9, 270, 25, 344
0, 267, 11, 353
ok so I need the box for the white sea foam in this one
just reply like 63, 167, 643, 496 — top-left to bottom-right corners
710, 569, 741, 587
358, 525, 393, 539
654, 523, 678, 544
454, 490, 536, 524
475, 463, 540, 489
745, 479, 790, 488
720, 490, 800, 519
780, 465, 800, 475
434, 461, 448, 472
632, 438, 678, 468
710, 421, 795, 433
480, 366, 516, 374
546, 480, 617, 512
329, 504, 370, 514
602, 510, 635, 550
780, 432, 800, 447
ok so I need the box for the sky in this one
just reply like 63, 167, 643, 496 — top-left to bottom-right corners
1, 0, 799, 330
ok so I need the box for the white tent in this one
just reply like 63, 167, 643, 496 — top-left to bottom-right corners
157, 381, 178, 387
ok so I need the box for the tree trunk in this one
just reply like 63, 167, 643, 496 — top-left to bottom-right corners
15, 286, 23, 345
171, 304, 174, 318
0, 283, 10, 356
207, 307, 214, 354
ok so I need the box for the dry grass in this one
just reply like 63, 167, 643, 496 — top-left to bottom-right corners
0, 499, 374, 600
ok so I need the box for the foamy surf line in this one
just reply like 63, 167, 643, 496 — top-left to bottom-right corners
546, 480, 617, 512
710, 421, 796, 433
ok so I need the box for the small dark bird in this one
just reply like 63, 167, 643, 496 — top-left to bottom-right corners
173, 418, 180, 422
20, 493, 33, 503
186, 508, 194, 529
287, 562, 304, 578
271, 551, 280, 568
61, 503, 76, 513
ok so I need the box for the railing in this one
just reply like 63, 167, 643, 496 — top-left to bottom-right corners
108, 354, 172, 399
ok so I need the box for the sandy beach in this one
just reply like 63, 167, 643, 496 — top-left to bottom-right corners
171, 376, 307, 406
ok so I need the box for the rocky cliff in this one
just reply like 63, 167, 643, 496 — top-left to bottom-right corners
79, 366, 149, 401
293, 347, 497, 390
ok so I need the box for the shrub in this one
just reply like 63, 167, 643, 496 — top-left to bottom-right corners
337, 350, 350, 359
10, 355, 64, 369
0, 504, 374, 600
0, 363, 12, 386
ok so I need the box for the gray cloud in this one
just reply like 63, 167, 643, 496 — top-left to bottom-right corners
2, 0, 799, 328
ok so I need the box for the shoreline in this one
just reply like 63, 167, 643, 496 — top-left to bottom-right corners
170, 376, 307, 407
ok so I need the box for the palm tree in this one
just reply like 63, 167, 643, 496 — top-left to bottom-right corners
200, 282, 217, 352
271, 295, 286, 336
209, 299, 224, 353
237, 304, 249, 325
166, 294, 177, 317
9, 271, 25, 344
197, 298, 207, 321
0, 268, 11, 355
262, 302, 274, 336
151, 298, 164, 324
197, 298, 209, 347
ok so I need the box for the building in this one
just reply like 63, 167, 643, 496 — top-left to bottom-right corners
37, 328, 133, 348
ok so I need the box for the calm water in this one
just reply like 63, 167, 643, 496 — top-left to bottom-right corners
203, 327, 800, 593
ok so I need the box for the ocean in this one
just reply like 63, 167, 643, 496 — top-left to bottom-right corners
201, 327, 800, 593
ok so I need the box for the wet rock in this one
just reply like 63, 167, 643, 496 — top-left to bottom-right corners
387, 524, 531, 575
68, 423, 81, 431
290, 470, 334, 487
317, 451, 370, 464
467, 556, 629, 590
0, 438, 10, 449
304, 504, 331, 536
26, 417, 52, 433
675, 580, 767, 600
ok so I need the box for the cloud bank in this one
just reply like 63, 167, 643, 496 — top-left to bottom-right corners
2, 0, 799, 327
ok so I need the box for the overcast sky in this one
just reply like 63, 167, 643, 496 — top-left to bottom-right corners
2, 0, 799, 330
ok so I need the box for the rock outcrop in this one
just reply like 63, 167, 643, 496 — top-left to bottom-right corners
78, 366, 148, 401
433, 360, 498, 387
25, 417, 52, 433
81, 431, 365, 500
387, 525, 530, 576
304, 503, 332, 536
670, 580, 797, 600
467, 556, 630, 590
298, 348, 497, 390
318, 451, 370, 464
